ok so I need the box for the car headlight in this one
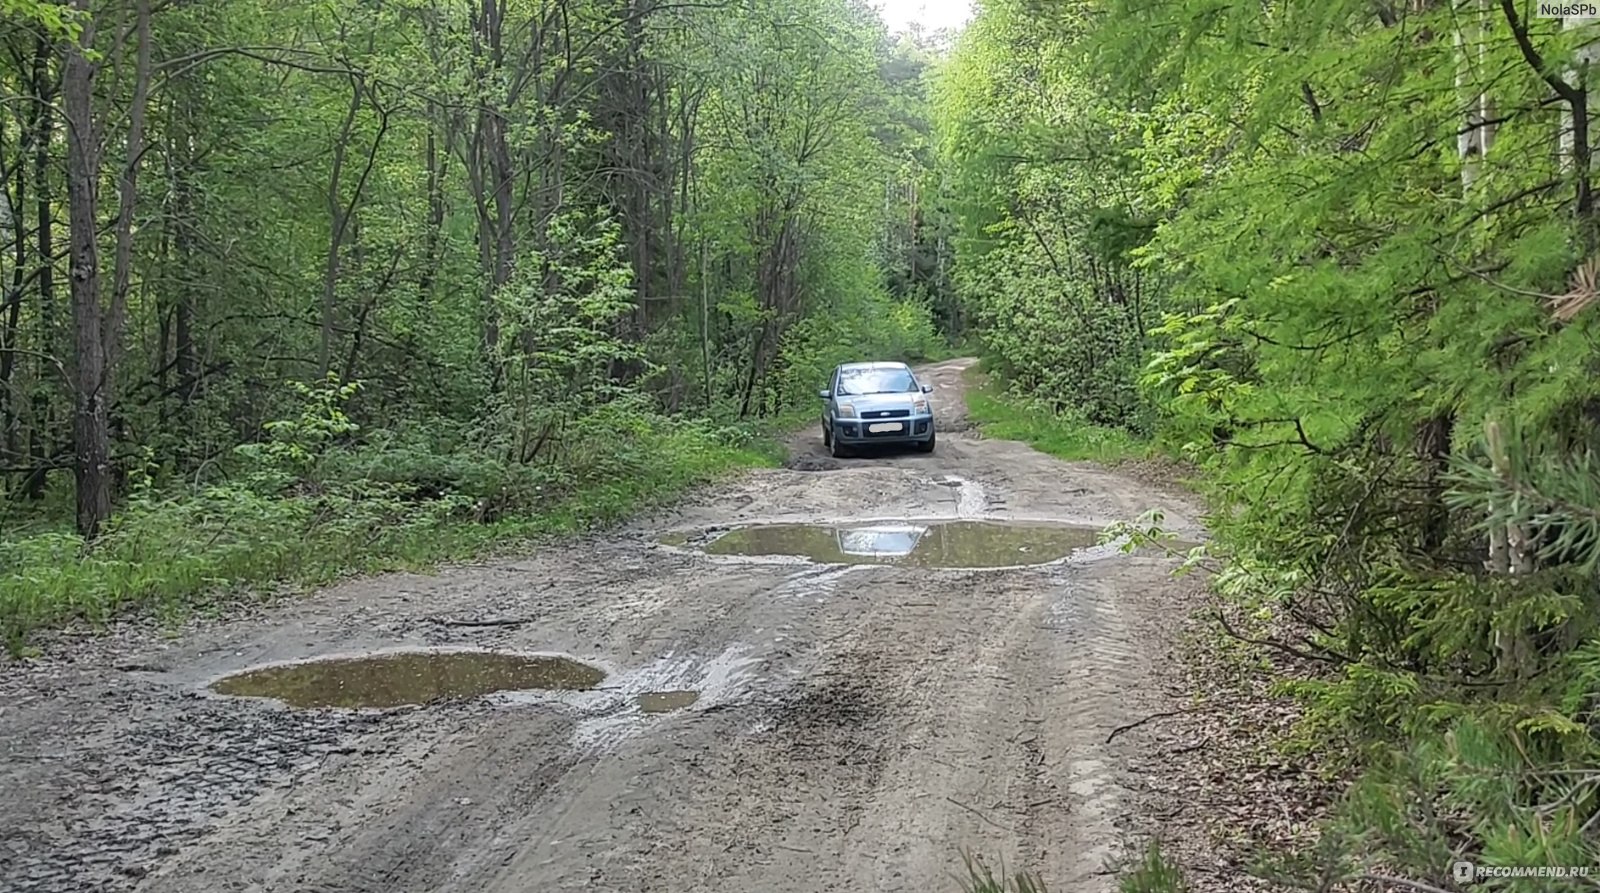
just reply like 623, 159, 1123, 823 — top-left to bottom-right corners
913, 398, 928, 413
838, 403, 857, 418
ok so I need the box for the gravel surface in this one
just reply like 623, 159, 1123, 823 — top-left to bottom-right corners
1, 358, 1211, 893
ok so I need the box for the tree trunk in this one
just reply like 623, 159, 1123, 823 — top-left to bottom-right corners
2, 119, 24, 474
320, 78, 362, 378
63, 0, 112, 537
419, 106, 445, 297
26, 35, 56, 500
701, 241, 712, 407
1561, 11, 1600, 222
171, 91, 199, 403
106, 0, 153, 395
1456, 0, 1497, 189
1417, 409, 1454, 554
468, 0, 511, 380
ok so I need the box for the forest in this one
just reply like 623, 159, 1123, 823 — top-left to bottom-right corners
0, 0, 951, 651
5, 0, 1600, 888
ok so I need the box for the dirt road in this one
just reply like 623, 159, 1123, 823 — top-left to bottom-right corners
0, 358, 1206, 893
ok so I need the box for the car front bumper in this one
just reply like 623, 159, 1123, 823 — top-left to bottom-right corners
833, 414, 934, 444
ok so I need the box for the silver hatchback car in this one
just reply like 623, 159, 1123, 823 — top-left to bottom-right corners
818, 361, 936, 458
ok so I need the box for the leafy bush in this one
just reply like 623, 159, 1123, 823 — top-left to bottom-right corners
0, 374, 777, 655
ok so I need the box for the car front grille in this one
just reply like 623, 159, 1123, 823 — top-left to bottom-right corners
862, 409, 910, 419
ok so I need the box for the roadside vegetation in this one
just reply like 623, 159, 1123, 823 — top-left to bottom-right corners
963, 362, 1151, 465
0, 0, 954, 654
933, 0, 1600, 889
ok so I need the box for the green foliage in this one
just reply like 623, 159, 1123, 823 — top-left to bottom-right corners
958, 850, 1048, 893
1, 0, 84, 40
0, 379, 777, 655
1118, 842, 1188, 893
0, 0, 957, 650
963, 366, 1150, 463
932, 0, 1159, 430
935, 0, 1600, 884
235, 375, 363, 485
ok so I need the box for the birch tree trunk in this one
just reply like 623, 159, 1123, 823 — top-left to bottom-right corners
1457, 0, 1496, 189
1560, 12, 1600, 169
1560, 10, 1600, 222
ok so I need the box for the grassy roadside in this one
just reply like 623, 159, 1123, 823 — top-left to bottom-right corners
1, 334, 960, 656
0, 416, 791, 658
960, 363, 1153, 464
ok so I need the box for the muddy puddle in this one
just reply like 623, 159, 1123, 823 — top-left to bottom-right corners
209, 650, 606, 709
681, 519, 1107, 568
638, 690, 700, 713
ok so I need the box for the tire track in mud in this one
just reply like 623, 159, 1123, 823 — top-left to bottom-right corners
2, 695, 392, 893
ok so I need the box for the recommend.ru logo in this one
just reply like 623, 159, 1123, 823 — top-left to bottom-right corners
1453, 861, 1595, 883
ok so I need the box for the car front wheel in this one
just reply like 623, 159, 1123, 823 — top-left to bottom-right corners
918, 431, 936, 453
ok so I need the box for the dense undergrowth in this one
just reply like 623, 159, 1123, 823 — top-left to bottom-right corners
936, 0, 1600, 889
0, 389, 774, 654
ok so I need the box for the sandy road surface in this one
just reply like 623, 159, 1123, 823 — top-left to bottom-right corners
1, 358, 1206, 893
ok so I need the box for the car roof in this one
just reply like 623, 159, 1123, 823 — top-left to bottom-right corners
838, 361, 910, 372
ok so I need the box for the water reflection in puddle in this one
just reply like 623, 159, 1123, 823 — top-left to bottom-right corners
209, 650, 606, 709
690, 519, 1107, 568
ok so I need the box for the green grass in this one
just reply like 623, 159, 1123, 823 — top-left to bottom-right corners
0, 420, 783, 657
0, 335, 964, 656
959, 850, 1048, 893
962, 365, 1150, 464
956, 841, 1187, 893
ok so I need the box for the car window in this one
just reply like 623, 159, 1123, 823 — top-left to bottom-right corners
836, 367, 916, 396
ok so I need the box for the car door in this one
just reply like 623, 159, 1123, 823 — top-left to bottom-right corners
824, 367, 840, 431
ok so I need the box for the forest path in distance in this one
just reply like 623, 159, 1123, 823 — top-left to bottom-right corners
1, 357, 1208, 893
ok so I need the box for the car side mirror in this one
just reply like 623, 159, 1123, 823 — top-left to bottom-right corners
818, 389, 831, 399
921, 384, 934, 393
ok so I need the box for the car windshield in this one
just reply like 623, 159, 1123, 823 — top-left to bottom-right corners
836, 367, 916, 396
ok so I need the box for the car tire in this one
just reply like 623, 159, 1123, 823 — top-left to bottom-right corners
823, 423, 831, 448
918, 431, 936, 453
830, 435, 850, 459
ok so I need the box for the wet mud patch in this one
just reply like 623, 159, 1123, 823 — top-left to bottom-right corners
656, 525, 732, 550
5, 698, 393, 893
783, 456, 841, 472
209, 649, 606, 709
673, 519, 1106, 569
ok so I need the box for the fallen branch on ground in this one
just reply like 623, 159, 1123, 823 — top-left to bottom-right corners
945, 796, 1016, 833
1212, 608, 1351, 665
425, 616, 535, 627
1105, 707, 1209, 744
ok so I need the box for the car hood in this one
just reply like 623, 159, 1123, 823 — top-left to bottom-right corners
838, 392, 924, 412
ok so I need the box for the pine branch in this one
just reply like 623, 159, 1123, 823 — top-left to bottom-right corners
1444, 428, 1600, 573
